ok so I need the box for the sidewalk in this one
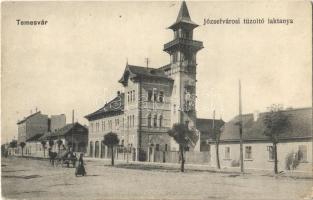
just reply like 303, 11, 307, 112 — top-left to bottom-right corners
84, 156, 313, 179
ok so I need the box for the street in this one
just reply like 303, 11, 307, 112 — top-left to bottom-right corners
1, 157, 312, 200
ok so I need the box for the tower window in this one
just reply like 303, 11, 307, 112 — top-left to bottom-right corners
159, 115, 163, 127
153, 89, 158, 102
153, 115, 157, 127
132, 90, 135, 101
159, 91, 164, 103
147, 114, 151, 128
148, 90, 152, 101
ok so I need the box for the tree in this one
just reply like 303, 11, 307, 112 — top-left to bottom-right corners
103, 132, 119, 166
57, 139, 63, 153
20, 142, 26, 157
41, 140, 47, 157
168, 123, 194, 172
9, 140, 17, 148
215, 126, 222, 169
263, 104, 289, 174
49, 140, 54, 148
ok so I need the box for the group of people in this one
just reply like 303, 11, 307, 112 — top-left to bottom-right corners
48, 147, 86, 176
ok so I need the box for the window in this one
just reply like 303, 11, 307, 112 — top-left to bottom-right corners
127, 116, 130, 128
96, 122, 99, 132
159, 91, 164, 103
173, 51, 178, 63
109, 120, 112, 130
148, 90, 152, 102
156, 144, 160, 151
153, 115, 157, 127
132, 90, 135, 101
245, 146, 252, 159
173, 104, 176, 113
267, 146, 274, 161
298, 145, 307, 162
165, 144, 168, 151
225, 147, 230, 159
153, 88, 157, 102
90, 123, 94, 132
132, 115, 135, 127
127, 92, 130, 102
159, 115, 163, 127
147, 114, 151, 128
130, 91, 132, 102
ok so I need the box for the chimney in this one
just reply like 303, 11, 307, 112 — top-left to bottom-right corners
253, 110, 259, 121
72, 110, 74, 124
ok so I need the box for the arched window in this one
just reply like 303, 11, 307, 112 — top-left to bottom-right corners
153, 115, 157, 127
159, 115, 163, 127
95, 141, 100, 158
89, 141, 94, 157
147, 114, 151, 128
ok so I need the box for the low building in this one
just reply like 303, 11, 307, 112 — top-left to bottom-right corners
210, 107, 312, 172
41, 122, 89, 153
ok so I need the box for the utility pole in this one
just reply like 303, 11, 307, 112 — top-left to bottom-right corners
239, 80, 244, 173
72, 109, 74, 151
145, 58, 150, 68
213, 110, 220, 169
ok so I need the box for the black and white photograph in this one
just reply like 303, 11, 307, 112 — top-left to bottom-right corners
1, 1, 312, 199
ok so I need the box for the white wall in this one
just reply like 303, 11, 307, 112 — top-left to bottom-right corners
210, 141, 312, 172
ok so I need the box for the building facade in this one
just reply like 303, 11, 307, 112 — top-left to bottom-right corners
17, 111, 49, 143
85, 2, 206, 161
210, 107, 312, 172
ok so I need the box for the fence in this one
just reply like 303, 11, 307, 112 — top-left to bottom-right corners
153, 151, 210, 164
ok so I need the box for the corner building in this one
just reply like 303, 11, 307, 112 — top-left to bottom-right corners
85, 1, 204, 161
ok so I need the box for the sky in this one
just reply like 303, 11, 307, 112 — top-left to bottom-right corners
1, 1, 312, 143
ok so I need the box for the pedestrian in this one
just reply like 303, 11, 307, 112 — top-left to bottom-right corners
75, 153, 86, 176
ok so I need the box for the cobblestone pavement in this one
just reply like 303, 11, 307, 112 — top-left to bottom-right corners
1, 157, 312, 200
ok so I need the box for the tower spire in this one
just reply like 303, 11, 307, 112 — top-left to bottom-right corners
168, 1, 198, 30
176, 1, 191, 22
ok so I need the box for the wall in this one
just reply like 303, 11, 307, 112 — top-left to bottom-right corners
26, 113, 49, 141
50, 114, 66, 132
210, 140, 312, 172
88, 114, 124, 157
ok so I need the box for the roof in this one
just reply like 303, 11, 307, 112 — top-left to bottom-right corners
85, 93, 124, 121
168, 1, 199, 30
26, 134, 44, 142
39, 132, 52, 141
196, 118, 225, 140
119, 64, 172, 86
17, 111, 41, 125
49, 122, 88, 138
220, 107, 312, 143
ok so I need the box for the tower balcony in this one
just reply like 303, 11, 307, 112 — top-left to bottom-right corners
163, 38, 203, 53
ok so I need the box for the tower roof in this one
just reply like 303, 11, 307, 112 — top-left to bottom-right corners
168, 1, 198, 30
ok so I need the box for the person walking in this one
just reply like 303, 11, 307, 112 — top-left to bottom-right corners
75, 153, 86, 176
